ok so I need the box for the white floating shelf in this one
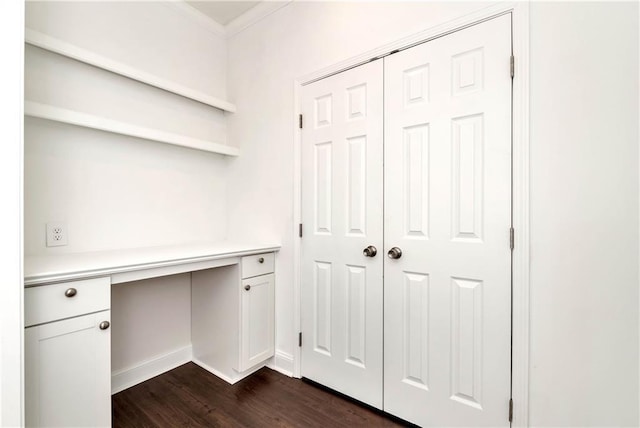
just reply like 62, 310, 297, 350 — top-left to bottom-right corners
25, 101, 240, 157
25, 28, 237, 113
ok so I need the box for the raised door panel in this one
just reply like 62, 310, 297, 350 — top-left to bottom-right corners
25, 310, 111, 428
239, 274, 275, 372
401, 272, 430, 390
403, 124, 431, 239
450, 277, 484, 409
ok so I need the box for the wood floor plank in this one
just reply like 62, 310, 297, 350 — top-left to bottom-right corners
112, 363, 409, 427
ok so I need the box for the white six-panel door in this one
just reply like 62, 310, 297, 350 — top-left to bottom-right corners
300, 14, 512, 425
383, 14, 512, 427
300, 60, 384, 408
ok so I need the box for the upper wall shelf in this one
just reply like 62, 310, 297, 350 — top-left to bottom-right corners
24, 28, 237, 113
25, 101, 240, 156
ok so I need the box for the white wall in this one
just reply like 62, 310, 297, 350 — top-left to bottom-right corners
226, 1, 639, 426
111, 274, 192, 373
24, 2, 230, 256
0, 1, 24, 425
24, 2, 230, 382
24, 111, 228, 254
528, 2, 639, 426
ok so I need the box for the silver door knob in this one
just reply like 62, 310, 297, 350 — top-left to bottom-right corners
99, 321, 110, 330
64, 288, 77, 298
244, 285, 251, 291
387, 247, 402, 259
363, 246, 377, 257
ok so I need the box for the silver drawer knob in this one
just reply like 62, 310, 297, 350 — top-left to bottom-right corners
258, 257, 265, 264
99, 321, 110, 330
64, 288, 77, 298
244, 285, 251, 291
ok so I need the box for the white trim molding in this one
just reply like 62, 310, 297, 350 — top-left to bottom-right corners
111, 345, 192, 394
191, 358, 264, 385
510, 3, 531, 427
292, 80, 302, 379
167, 1, 293, 39
225, 1, 293, 38
300, 5, 515, 86
293, 3, 530, 425
267, 350, 294, 377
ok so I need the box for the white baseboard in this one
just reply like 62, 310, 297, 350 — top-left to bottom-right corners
111, 346, 277, 393
268, 350, 294, 377
111, 345, 193, 394
191, 358, 238, 384
192, 358, 264, 385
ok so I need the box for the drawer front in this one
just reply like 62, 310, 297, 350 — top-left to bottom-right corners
241, 253, 274, 279
25, 277, 111, 327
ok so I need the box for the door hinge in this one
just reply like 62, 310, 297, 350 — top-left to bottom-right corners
510, 55, 515, 79
510, 227, 515, 251
299, 223, 303, 238
299, 114, 303, 129
298, 332, 302, 347
508, 398, 514, 422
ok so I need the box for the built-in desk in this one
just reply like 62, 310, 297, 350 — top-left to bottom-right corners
24, 242, 280, 428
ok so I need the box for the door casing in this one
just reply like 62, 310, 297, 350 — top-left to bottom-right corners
292, 3, 530, 426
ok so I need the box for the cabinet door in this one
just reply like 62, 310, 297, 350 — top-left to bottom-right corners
239, 274, 274, 372
25, 311, 111, 428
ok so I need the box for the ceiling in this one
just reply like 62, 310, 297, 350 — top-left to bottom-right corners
185, 1, 262, 26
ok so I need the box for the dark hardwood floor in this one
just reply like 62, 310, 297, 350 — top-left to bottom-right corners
112, 363, 409, 427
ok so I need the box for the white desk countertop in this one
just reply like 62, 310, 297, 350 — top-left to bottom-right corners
24, 242, 281, 286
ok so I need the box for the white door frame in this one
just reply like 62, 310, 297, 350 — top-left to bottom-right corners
292, 2, 530, 426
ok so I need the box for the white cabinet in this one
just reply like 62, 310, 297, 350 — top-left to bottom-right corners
22, 244, 279, 423
25, 278, 111, 428
239, 273, 274, 372
192, 252, 275, 383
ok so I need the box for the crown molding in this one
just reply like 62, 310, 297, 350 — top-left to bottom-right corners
165, 1, 292, 39
225, 1, 293, 38
163, 1, 226, 38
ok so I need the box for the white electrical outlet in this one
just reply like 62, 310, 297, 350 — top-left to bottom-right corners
46, 222, 68, 247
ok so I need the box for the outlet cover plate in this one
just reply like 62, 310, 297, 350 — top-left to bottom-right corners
46, 222, 68, 247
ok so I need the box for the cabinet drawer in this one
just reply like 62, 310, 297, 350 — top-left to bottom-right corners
241, 253, 274, 279
25, 277, 111, 327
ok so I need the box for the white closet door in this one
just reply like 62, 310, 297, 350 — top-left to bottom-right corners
300, 60, 384, 408
383, 14, 512, 427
